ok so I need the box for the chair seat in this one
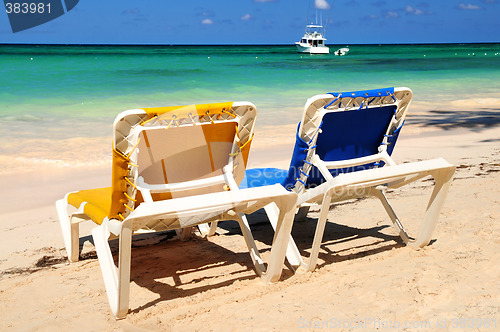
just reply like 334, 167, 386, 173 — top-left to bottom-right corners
67, 187, 112, 225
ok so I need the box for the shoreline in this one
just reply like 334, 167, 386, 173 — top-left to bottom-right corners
1, 120, 498, 213
2, 96, 499, 176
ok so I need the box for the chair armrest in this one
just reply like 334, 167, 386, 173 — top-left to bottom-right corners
298, 157, 454, 205
319, 151, 396, 170
137, 175, 228, 202
127, 184, 297, 229
136, 164, 240, 203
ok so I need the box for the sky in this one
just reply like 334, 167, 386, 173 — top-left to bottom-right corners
1, 0, 499, 45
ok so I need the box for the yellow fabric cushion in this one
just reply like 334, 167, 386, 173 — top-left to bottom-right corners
67, 148, 131, 225
67, 187, 112, 225
109, 148, 132, 221
66, 102, 245, 225
239, 134, 253, 167
142, 102, 234, 120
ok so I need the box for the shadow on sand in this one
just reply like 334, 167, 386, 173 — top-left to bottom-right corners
121, 208, 404, 313
19, 206, 405, 315
407, 107, 500, 131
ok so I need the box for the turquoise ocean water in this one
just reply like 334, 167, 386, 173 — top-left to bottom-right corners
1, 43, 499, 170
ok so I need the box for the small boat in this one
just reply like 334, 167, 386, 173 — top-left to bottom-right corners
334, 47, 349, 56
295, 23, 329, 54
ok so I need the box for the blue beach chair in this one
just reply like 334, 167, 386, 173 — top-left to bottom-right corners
241, 87, 455, 271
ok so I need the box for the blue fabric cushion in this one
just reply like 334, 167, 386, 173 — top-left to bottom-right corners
241, 123, 310, 190
241, 87, 401, 190
279, 127, 310, 189
240, 168, 288, 189
307, 104, 397, 186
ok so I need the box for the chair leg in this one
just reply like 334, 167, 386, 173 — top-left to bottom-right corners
92, 219, 132, 319
372, 166, 455, 248
307, 190, 333, 272
410, 167, 454, 247
56, 198, 80, 262
176, 227, 193, 241
264, 203, 305, 271
260, 195, 297, 283
235, 214, 266, 276
197, 222, 219, 237
235, 194, 297, 283
370, 189, 411, 244
207, 222, 219, 236
295, 206, 310, 221
196, 223, 210, 236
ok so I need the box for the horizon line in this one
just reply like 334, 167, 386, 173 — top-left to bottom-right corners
1, 41, 500, 47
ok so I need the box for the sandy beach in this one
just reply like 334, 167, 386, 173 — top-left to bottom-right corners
0, 101, 499, 331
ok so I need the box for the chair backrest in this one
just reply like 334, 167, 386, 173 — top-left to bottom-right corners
107, 102, 257, 221
281, 87, 412, 192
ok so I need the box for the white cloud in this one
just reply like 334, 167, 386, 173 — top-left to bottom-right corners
241, 14, 252, 21
315, 0, 331, 10
385, 11, 398, 18
202, 19, 214, 25
406, 5, 423, 15
458, 3, 481, 9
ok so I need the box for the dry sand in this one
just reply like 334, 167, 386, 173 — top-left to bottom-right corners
0, 107, 499, 331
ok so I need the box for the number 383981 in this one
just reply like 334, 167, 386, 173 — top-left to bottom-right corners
5, 2, 51, 14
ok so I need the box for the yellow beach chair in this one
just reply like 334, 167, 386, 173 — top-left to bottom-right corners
56, 102, 297, 318
241, 87, 455, 272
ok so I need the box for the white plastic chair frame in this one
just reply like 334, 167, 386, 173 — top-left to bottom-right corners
58, 102, 256, 262
264, 88, 455, 272
92, 184, 296, 318
57, 102, 297, 319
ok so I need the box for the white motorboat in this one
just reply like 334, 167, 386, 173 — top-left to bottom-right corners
334, 47, 349, 56
295, 24, 329, 54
